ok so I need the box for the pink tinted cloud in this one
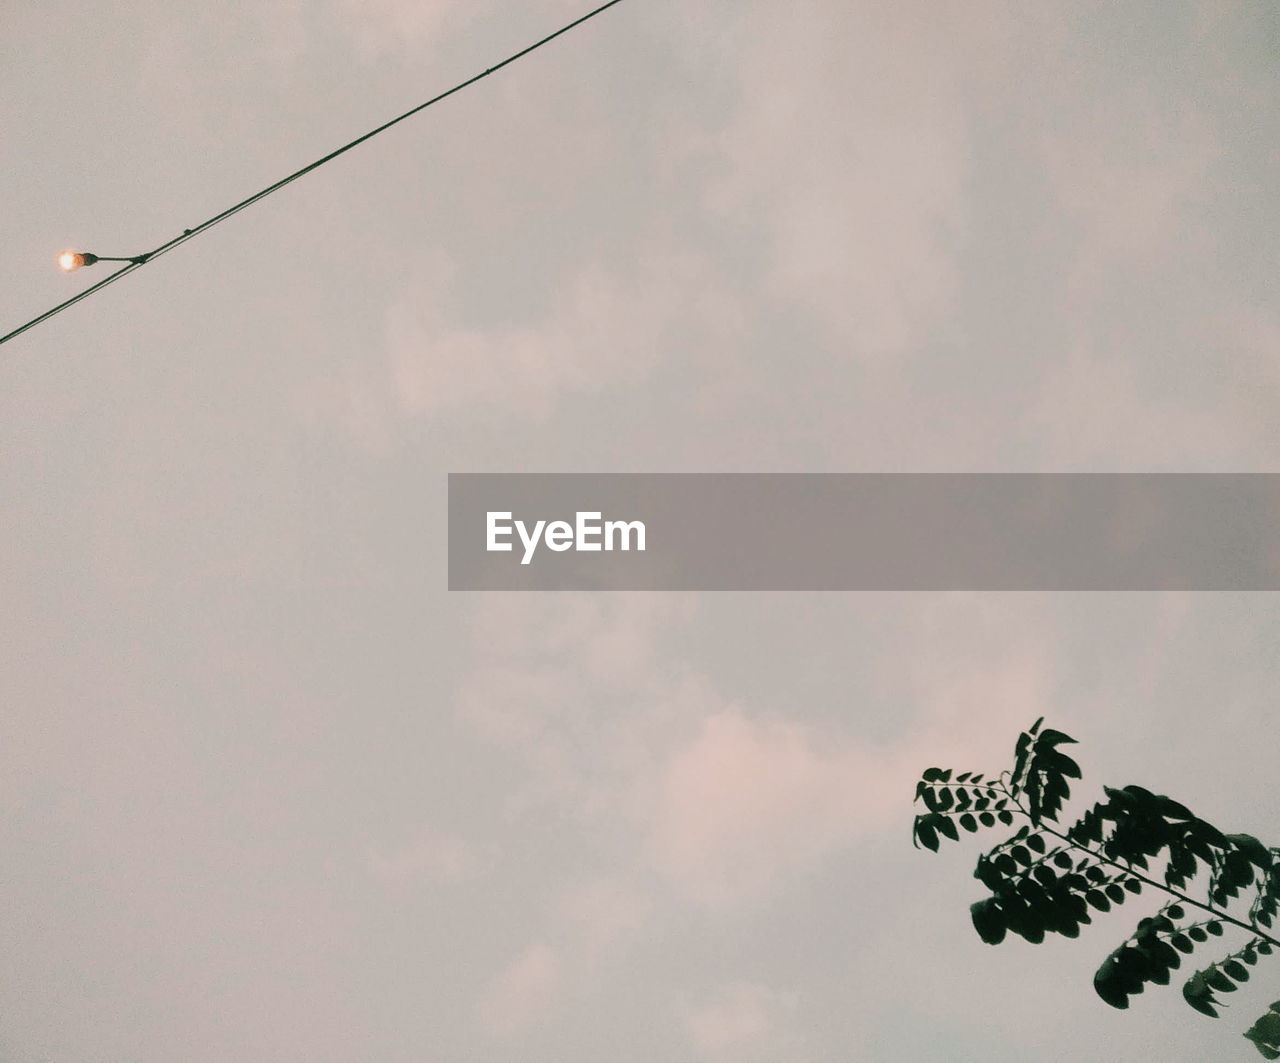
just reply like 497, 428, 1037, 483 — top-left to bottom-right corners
455, 593, 684, 750
328, 0, 478, 61
479, 941, 562, 1035
1040, 93, 1218, 308
366, 829, 490, 885
1026, 341, 1261, 470
455, 594, 1067, 911
1211, 303, 1280, 464
386, 246, 739, 423
683, 981, 802, 1060
296, 238, 745, 448
329, 0, 593, 62
704, 3, 995, 357
556, 875, 653, 968
643, 597, 1069, 907
646, 706, 901, 907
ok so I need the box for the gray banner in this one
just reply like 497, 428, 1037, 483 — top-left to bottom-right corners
447, 474, 1280, 590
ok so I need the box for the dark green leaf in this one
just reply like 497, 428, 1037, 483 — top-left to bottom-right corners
1155, 794, 1194, 820
1244, 1007, 1280, 1059
1144, 939, 1182, 977
1183, 972, 1219, 1018
1224, 960, 1249, 983
1095, 955, 1133, 1010
914, 817, 939, 852
971, 898, 1007, 945
1228, 833, 1271, 868
1013, 731, 1033, 787
1206, 968, 1237, 993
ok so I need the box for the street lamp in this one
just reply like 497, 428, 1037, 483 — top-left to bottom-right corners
58, 250, 149, 272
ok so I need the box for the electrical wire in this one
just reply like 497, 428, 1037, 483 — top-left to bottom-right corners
1, 0, 628, 349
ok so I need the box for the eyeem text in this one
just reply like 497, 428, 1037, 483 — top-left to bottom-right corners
486, 511, 646, 565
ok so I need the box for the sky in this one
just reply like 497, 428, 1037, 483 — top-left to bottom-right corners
2, 1, 1280, 1060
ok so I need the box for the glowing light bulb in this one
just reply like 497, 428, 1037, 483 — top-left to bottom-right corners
57, 251, 99, 272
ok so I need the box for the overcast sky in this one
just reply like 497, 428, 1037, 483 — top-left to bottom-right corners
3, 2, 1280, 1061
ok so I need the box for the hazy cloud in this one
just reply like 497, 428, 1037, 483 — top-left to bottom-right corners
684, 981, 803, 1060
646, 706, 898, 906
480, 941, 562, 1035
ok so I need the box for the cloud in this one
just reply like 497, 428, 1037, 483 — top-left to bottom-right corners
556, 875, 653, 969
326, 0, 476, 61
453, 593, 1067, 913
301, 235, 748, 447
704, 3, 989, 357
1025, 340, 1260, 470
1039, 91, 1218, 309
459, 596, 836, 912
645, 706, 902, 907
683, 981, 801, 1059
366, 829, 489, 885
1210, 303, 1280, 463
479, 941, 561, 1035
292, 352, 397, 456
385, 246, 741, 424
326, 0, 592, 61
863, 594, 1063, 763
455, 593, 685, 751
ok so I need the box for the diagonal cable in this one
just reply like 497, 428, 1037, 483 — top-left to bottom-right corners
1, 0, 628, 349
